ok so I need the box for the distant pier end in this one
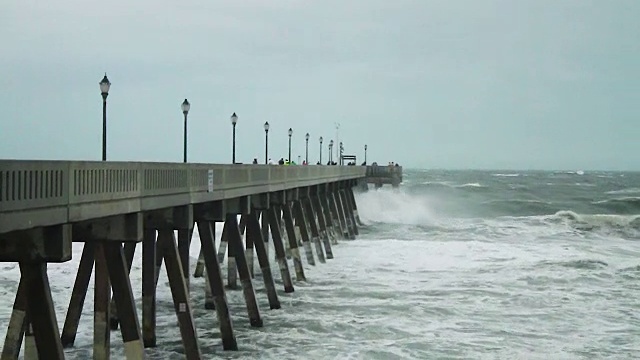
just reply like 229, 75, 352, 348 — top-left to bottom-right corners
359, 164, 403, 190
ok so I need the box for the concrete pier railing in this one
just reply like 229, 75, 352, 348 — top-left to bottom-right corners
0, 160, 365, 234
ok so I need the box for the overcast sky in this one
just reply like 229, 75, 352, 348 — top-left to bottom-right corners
1, 0, 638, 170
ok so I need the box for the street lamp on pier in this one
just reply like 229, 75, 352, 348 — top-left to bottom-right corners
329, 140, 334, 164
364, 144, 367, 164
264, 121, 270, 164
305, 132, 310, 164
231, 112, 238, 164
288, 128, 293, 163
181, 99, 190, 163
99, 74, 111, 161
319, 136, 323, 164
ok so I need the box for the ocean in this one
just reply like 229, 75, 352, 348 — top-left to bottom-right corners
1, 169, 640, 359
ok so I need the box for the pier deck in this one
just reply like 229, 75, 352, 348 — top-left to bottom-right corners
0, 160, 372, 359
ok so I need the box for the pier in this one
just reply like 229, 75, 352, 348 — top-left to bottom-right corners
363, 164, 403, 188
0, 160, 374, 359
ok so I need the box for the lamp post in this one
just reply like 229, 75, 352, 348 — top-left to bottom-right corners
231, 112, 238, 164
329, 140, 334, 164
99, 74, 111, 161
339, 141, 344, 165
364, 144, 367, 164
181, 99, 190, 163
319, 136, 323, 164
288, 128, 293, 162
264, 121, 270, 164
305, 132, 310, 164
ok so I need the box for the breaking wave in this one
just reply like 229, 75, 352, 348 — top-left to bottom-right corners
545, 210, 640, 237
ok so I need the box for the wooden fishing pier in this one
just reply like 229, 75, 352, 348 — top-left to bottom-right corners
0, 160, 378, 359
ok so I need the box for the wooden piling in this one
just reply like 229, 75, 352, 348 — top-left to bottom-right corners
330, 192, 348, 239
260, 211, 270, 257
94, 242, 111, 360
334, 190, 349, 238
266, 207, 295, 292
157, 230, 202, 359
178, 228, 193, 290
1, 278, 27, 359
193, 249, 205, 278
348, 187, 364, 226
246, 211, 281, 309
142, 228, 157, 348
19, 262, 65, 360
292, 201, 316, 266
342, 189, 359, 236
196, 220, 238, 350
311, 196, 334, 259
103, 242, 144, 359
23, 313, 36, 360
244, 215, 255, 278
60, 242, 95, 347
225, 214, 263, 327
303, 199, 326, 263
339, 190, 357, 239
224, 221, 238, 289
320, 194, 339, 244
282, 204, 306, 281
109, 242, 136, 330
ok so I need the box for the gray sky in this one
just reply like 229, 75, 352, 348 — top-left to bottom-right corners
1, 0, 638, 170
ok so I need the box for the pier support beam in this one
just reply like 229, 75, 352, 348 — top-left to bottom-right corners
266, 207, 294, 292
281, 204, 306, 281
311, 195, 333, 259
93, 242, 111, 360
224, 213, 263, 327
336, 189, 355, 240
320, 191, 338, 244
302, 198, 326, 263
347, 187, 363, 226
330, 190, 348, 239
109, 243, 136, 330
292, 201, 316, 266
341, 189, 359, 237
20, 261, 65, 360
2, 278, 27, 359
141, 228, 157, 348
103, 242, 144, 359
246, 211, 280, 309
60, 242, 95, 348
196, 220, 237, 350
156, 229, 202, 359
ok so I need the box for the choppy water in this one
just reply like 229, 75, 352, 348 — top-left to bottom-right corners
2, 169, 640, 359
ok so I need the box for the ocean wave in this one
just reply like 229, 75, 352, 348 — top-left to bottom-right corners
605, 188, 640, 195
492, 173, 520, 177
538, 259, 609, 270
592, 197, 640, 214
482, 199, 557, 216
455, 183, 483, 188
545, 210, 640, 236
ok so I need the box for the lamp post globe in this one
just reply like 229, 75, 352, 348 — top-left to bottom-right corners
99, 73, 111, 161
181, 99, 190, 163
264, 121, 270, 164
231, 112, 238, 164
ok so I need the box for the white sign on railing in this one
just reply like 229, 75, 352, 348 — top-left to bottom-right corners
207, 170, 214, 192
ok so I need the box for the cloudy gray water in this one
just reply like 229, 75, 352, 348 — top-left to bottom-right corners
2, 169, 640, 359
